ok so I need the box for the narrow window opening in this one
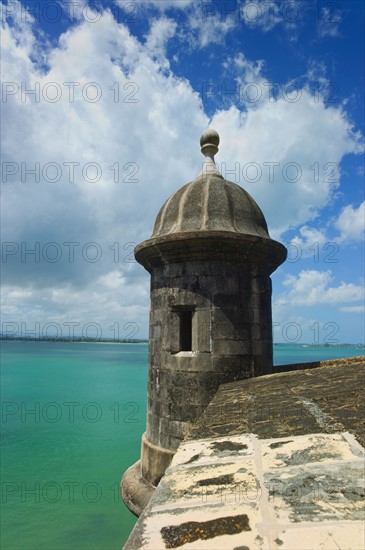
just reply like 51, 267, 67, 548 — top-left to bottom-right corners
180, 311, 193, 351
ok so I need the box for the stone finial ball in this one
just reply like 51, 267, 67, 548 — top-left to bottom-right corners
200, 129, 220, 148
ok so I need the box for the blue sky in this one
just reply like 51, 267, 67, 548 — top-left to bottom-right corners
1, 0, 364, 343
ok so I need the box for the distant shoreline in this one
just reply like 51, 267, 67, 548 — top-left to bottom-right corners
1, 337, 363, 348
0, 337, 148, 344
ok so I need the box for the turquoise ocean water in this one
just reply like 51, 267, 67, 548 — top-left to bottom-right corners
1, 341, 364, 549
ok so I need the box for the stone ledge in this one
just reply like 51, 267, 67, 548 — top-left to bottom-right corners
123, 432, 365, 549
123, 358, 365, 549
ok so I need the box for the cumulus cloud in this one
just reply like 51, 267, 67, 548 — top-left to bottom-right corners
1, 1, 364, 336
1, 272, 149, 338
334, 201, 365, 242
286, 200, 364, 258
286, 225, 329, 260
145, 17, 177, 66
280, 270, 364, 306
1, 4, 207, 335
210, 94, 363, 236
1, 6, 207, 248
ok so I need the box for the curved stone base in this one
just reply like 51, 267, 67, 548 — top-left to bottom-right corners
120, 460, 155, 517
141, 432, 176, 486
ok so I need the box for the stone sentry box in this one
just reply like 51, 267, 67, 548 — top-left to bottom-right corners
121, 129, 287, 516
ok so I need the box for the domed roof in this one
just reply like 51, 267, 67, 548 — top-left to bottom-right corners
152, 173, 269, 239
135, 129, 287, 272
151, 129, 269, 240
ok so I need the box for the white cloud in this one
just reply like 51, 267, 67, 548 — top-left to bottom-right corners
280, 270, 364, 306
241, 0, 343, 40
241, 0, 282, 31
306, 58, 328, 84
116, 0, 193, 11
229, 52, 265, 80
286, 201, 364, 257
1, 0, 35, 52
1, 5, 207, 331
1, 2, 364, 335
294, 226, 328, 247
1, 270, 150, 338
185, 3, 237, 48
317, 6, 342, 38
287, 226, 329, 260
210, 94, 363, 236
144, 17, 177, 68
222, 52, 269, 106
117, 0, 239, 49
304, 58, 335, 100
123, 1, 238, 48
241, 0, 300, 33
60, 0, 89, 21
334, 201, 365, 242
7, 289, 33, 300
340, 305, 365, 314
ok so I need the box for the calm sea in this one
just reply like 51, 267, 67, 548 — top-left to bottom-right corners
1, 341, 364, 549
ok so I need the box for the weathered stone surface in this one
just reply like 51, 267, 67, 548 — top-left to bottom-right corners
123, 351, 365, 543
141, 432, 176, 487
121, 460, 155, 518
123, 431, 365, 549
187, 357, 365, 446
141, 251, 283, 471
151, 172, 271, 239
135, 233, 286, 273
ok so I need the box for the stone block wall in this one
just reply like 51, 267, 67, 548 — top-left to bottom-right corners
145, 260, 275, 455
